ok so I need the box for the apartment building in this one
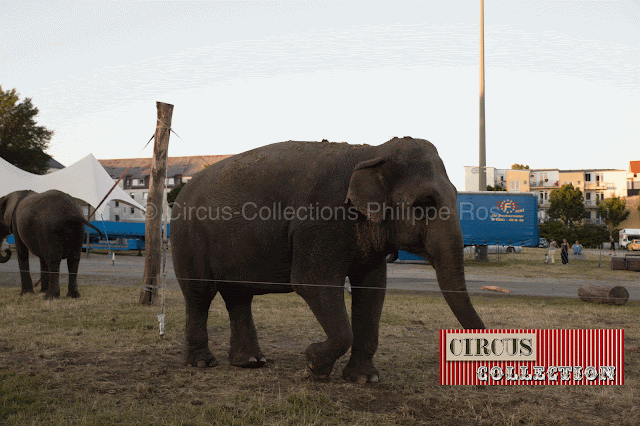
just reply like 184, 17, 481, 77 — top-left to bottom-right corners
465, 166, 628, 224
98, 155, 233, 221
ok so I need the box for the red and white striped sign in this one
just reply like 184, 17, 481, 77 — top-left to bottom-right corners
439, 329, 624, 385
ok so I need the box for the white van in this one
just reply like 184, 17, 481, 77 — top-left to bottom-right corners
619, 229, 640, 249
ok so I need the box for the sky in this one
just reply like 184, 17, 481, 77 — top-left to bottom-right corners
1, 0, 639, 190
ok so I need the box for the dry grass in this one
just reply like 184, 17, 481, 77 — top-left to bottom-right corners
0, 285, 639, 425
463, 247, 640, 282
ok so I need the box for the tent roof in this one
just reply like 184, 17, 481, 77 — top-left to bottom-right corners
0, 153, 145, 217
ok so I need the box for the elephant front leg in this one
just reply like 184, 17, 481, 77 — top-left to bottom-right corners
183, 287, 218, 368
221, 290, 266, 368
66, 253, 81, 298
16, 239, 34, 295
343, 260, 386, 383
292, 274, 353, 379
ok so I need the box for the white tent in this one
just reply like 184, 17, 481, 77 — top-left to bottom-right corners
0, 153, 145, 218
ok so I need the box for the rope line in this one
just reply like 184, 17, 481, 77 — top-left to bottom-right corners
0, 268, 632, 299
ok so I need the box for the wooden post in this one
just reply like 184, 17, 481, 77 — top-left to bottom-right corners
578, 285, 629, 306
139, 102, 173, 305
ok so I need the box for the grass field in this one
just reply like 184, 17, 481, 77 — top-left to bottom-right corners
462, 247, 640, 283
1, 284, 638, 425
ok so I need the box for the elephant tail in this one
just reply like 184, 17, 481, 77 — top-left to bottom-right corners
82, 219, 106, 239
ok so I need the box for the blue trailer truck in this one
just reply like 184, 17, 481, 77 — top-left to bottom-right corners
391, 191, 539, 262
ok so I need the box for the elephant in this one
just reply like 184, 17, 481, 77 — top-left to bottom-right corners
0, 189, 104, 299
170, 136, 485, 383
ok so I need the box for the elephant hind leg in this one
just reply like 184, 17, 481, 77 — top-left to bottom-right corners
66, 252, 81, 298
39, 257, 50, 293
220, 289, 266, 368
182, 283, 219, 368
43, 258, 61, 300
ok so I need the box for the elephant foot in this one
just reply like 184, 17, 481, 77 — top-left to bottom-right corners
20, 288, 35, 296
66, 291, 81, 298
229, 350, 267, 368
342, 359, 380, 383
185, 347, 219, 368
305, 343, 338, 380
44, 291, 60, 300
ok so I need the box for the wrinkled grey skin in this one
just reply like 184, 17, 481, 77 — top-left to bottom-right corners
171, 137, 485, 382
0, 190, 104, 299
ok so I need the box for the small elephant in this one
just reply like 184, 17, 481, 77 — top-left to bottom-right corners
0, 190, 104, 299
171, 137, 485, 382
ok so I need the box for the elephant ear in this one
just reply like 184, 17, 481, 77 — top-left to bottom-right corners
1, 191, 29, 232
345, 157, 388, 222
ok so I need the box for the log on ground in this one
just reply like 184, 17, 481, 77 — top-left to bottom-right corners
578, 285, 629, 306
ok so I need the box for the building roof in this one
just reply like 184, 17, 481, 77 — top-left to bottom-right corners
47, 157, 65, 169
629, 161, 640, 174
98, 155, 233, 180
559, 169, 625, 173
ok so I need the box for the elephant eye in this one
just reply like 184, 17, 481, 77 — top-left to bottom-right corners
411, 195, 437, 210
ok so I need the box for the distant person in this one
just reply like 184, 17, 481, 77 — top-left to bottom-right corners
610, 235, 616, 255
549, 239, 557, 264
561, 239, 569, 264
572, 240, 583, 255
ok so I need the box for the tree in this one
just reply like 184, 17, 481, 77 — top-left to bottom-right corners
0, 86, 53, 174
511, 163, 529, 170
548, 184, 588, 227
167, 182, 186, 208
486, 184, 506, 191
597, 195, 630, 233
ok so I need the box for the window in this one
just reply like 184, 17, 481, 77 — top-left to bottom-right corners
115, 215, 120, 222
115, 201, 119, 207
585, 173, 591, 182
510, 181, 520, 191
143, 192, 148, 200
130, 193, 135, 199
175, 175, 183, 184
167, 177, 174, 185
585, 192, 591, 201
130, 207, 134, 214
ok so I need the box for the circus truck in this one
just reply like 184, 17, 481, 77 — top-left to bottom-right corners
388, 192, 539, 262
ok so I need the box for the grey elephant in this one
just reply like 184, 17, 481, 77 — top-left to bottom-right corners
0, 190, 104, 299
171, 137, 485, 383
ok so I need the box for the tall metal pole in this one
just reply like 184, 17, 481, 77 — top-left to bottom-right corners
479, 0, 487, 191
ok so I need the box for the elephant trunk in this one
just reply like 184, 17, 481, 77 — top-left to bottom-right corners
428, 239, 485, 330
0, 238, 11, 263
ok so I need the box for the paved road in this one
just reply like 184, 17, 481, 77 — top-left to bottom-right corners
1, 253, 638, 301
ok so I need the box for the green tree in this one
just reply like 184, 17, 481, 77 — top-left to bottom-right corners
0, 86, 53, 174
167, 182, 186, 207
511, 163, 529, 170
548, 184, 588, 227
486, 185, 506, 191
596, 195, 630, 233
